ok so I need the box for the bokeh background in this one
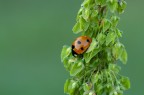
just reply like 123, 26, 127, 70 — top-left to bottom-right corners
0, 0, 143, 95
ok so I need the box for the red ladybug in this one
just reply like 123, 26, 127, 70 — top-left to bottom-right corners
72, 36, 92, 56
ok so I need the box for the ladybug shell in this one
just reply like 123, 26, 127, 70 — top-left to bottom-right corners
72, 36, 92, 56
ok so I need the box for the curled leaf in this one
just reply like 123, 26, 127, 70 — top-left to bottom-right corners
61, 46, 71, 62
106, 31, 116, 46
70, 61, 85, 76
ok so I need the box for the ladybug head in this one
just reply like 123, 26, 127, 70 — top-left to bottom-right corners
71, 45, 77, 56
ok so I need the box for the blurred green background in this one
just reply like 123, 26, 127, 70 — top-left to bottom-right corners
0, 0, 143, 95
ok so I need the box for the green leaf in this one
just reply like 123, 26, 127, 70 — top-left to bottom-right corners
68, 57, 78, 64
95, 0, 106, 6
91, 10, 98, 18
105, 47, 113, 61
70, 61, 85, 76
89, 57, 99, 68
120, 48, 128, 64
112, 43, 123, 60
114, 91, 118, 95
77, 7, 83, 16
108, 0, 118, 13
88, 91, 96, 95
115, 28, 122, 38
96, 84, 104, 93
61, 46, 71, 62
86, 38, 98, 53
84, 48, 100, 63
103, 19, 111, 32
95, 0, 101, 5
69, 80, 77, 94
73, 16, 90, 34
64, 79, 79, 94
79, 16, 90, 32
82, 8, 91, 21
83, 83, 92, 91
76, 7, 83, 20
112, 43, 128, 64
120, 77, 130, 90
91, 72, 99, 84
72, 22, 81, 34
83, 30, 94, 38
82, 0, 92, 8
115, 86, 123, 95
108, 64, 121, 74
97, 33, 106, 45
111, 16, 120, 27
106, 31, 116, 46
117, 0, 127, 14
64, 79, 70, 93
71, 81, 78, 89
66, 57, 78, 71
63, 57, 70, 70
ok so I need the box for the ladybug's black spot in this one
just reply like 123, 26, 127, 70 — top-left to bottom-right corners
81, 47, 84, 51
86, 39, 90, 42
77, 41, 81, 44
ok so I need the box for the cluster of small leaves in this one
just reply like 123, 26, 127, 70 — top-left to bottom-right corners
61, 0, 130, 95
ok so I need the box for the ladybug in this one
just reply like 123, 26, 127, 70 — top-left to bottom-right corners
71, 36, 92, 56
